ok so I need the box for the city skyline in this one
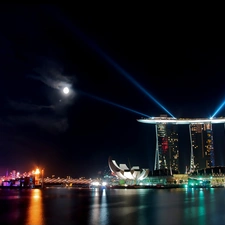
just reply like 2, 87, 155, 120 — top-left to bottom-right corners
1, 4, 225, 177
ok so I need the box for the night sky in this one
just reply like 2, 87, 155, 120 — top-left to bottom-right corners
1, 4, 225, 178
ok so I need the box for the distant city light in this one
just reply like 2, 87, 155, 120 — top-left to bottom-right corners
91, 181, 100, 186
34, 168, 40, 174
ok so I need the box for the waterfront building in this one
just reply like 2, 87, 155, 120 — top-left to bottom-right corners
155, 118, 179, 172
137, 116, 225, 173
190, 123, 214, 171
108, 156, 149, 184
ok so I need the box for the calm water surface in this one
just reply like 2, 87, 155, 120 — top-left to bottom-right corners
0, 187, 225, 225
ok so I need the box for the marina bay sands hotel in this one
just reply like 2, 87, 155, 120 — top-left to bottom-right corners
137, 115, 225, 174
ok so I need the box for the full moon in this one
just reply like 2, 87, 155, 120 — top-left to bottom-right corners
63, 87, 69, 94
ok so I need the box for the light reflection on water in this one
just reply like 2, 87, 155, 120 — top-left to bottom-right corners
89, 188, 109, 225
1, 187, 225, 225
184, 188, 207, 224
183, 188, 225, 225
26, 189, 45, 225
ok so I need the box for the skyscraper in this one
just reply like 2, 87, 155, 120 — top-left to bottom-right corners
137, 116, 224, 174
155, 115, 179, 172
190, 123, 215, 171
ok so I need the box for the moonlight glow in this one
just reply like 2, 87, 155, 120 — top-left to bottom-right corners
63, 87, 69, 94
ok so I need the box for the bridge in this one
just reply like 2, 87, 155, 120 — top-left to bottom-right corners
43, 177, 94, 185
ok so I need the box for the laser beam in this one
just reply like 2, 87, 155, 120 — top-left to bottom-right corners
211, 100, 225, 119
80, 91, 151, 118
43, 5, 176, 118
93, 50, 176, 118
81, 38, 175, 118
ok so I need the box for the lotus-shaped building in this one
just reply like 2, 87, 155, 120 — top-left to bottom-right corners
108, 156, 149, 181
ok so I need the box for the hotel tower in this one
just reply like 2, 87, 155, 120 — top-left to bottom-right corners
154, 115, 179, 172
189, 123, 215, 172
137, 115, 221, 173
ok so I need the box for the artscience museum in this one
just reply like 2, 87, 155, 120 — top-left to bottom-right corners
108, 156, 149, 183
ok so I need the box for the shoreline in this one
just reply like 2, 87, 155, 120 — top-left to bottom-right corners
1, 184, 224, 190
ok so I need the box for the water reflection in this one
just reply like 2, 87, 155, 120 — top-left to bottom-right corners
1, 187, 225, 225
137, 189, 150, 225
198, 189, 206, 224
184, 188, 211, 224
26, 189, 45, 225
100, 189, 109, 225
89, 188, 109, 225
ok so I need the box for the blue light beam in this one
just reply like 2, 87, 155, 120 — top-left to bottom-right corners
93, 50, 176, 119
43, 5, 176, 119
80, 91, 151, 118
211, 100, 225, 119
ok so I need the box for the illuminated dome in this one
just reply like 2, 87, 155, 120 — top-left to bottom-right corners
108, 156, 149, 181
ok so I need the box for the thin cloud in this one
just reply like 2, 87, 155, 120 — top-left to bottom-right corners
28, 58, 75, 91
8, 100, 55, 112
3, 100, 69, 134
3, 58, 76, 135
6, 114, 69, 134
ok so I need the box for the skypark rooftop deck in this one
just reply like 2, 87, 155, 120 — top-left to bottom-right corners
137, 117, 225, 124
